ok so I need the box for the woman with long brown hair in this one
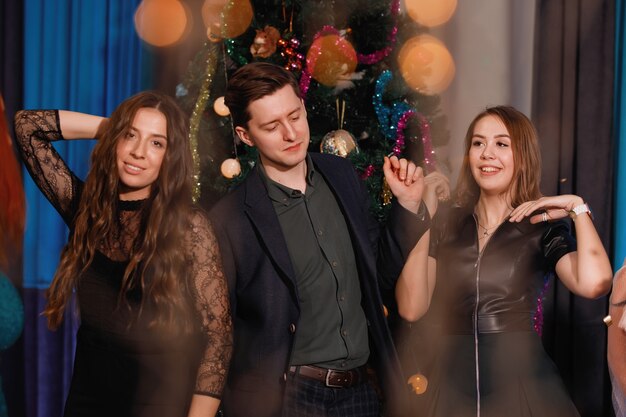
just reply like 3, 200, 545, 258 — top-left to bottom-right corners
394, 105, 612, 416
14, 91, 232, 417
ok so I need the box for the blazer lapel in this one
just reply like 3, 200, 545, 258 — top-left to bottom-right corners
243, 169, 298, 291
312, 155, 370, 245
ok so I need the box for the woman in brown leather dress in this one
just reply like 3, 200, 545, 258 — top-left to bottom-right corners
395, 105, 612, 416
14, 92, 232, 417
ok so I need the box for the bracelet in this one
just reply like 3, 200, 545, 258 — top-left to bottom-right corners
569, 203, 593, 220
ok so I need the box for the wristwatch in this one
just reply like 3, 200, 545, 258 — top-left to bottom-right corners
569, 203, 593, 220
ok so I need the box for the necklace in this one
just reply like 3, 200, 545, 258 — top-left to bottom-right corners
477, 222, 499, 239
475, 207, 513, 241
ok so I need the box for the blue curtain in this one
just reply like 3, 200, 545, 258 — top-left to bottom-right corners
21, 1, 149, 416
616, 0, 626, 270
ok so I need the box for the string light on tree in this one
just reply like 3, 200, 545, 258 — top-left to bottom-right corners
278, 37, 305, 71
220, 158, 241, 179
213, 96, 230, 116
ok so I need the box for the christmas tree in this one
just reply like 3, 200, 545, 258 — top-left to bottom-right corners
175, 0, 452, 222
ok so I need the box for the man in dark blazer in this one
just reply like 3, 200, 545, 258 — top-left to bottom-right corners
208, 62, 430, 417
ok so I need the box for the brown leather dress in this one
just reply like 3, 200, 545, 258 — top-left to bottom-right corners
403, 204, 580, 417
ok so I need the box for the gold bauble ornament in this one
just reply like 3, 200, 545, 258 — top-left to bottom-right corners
307, 35, 358, 87
319, 129, 358, 158
213, 96, 230, 116
220, 158, 241, 178
407, 373, 428, 395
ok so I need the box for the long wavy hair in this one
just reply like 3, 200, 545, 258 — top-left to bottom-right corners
455, 105, 542, 208
44, 91, 196, 333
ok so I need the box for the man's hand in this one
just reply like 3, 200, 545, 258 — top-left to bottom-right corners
382, 155, 425, 213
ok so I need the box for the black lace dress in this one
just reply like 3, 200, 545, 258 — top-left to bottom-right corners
15, 110, 232, 417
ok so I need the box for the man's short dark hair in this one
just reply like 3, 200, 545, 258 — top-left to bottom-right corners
225, 62, 302, 128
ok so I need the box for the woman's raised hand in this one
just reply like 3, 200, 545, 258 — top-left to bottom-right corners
509, 194, 585, 223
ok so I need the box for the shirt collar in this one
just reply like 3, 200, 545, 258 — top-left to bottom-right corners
258, 154, 316, 206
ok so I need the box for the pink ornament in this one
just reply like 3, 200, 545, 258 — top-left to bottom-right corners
360, 164, 375, 179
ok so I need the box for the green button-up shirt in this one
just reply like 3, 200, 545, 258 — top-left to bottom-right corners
259, 155, 369, 369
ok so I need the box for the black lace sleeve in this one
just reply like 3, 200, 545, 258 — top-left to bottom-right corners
14, 110, 80, 225
187, 210, 233, 398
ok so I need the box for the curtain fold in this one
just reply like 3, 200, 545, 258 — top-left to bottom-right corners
615, 0, 626, 270
20, 1, 147, 416
532, 1, 615, 416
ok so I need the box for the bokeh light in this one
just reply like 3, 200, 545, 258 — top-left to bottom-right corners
220, 158, 241, 178
398, 34, 455, 95
202, 0, 253, 40
405, 0, 457, 27
407, 373, 429, 395
134, 0, 190, 47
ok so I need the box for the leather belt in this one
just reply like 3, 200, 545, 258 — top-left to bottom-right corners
289, 365, 364, 388
447, 312, 532, 334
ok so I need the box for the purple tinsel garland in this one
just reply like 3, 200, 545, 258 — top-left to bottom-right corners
394, 110, 437, 173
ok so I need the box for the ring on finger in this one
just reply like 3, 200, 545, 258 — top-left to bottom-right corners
541, 212, 548, 222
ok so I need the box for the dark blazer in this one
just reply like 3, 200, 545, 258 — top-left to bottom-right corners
209, 153, 429, 417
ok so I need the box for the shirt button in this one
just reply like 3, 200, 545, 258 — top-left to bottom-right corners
318, 230, 323, 236
289, 323, 296, 333
332, 261, 338, 267
341, 329, 348, 336
339, 295, 345, 301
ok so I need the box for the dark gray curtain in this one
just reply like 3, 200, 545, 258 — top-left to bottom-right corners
532, 1, 615, 416
1, 0, 23, 125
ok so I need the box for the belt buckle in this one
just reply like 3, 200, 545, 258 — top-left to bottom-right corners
324, 369, 347, 388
